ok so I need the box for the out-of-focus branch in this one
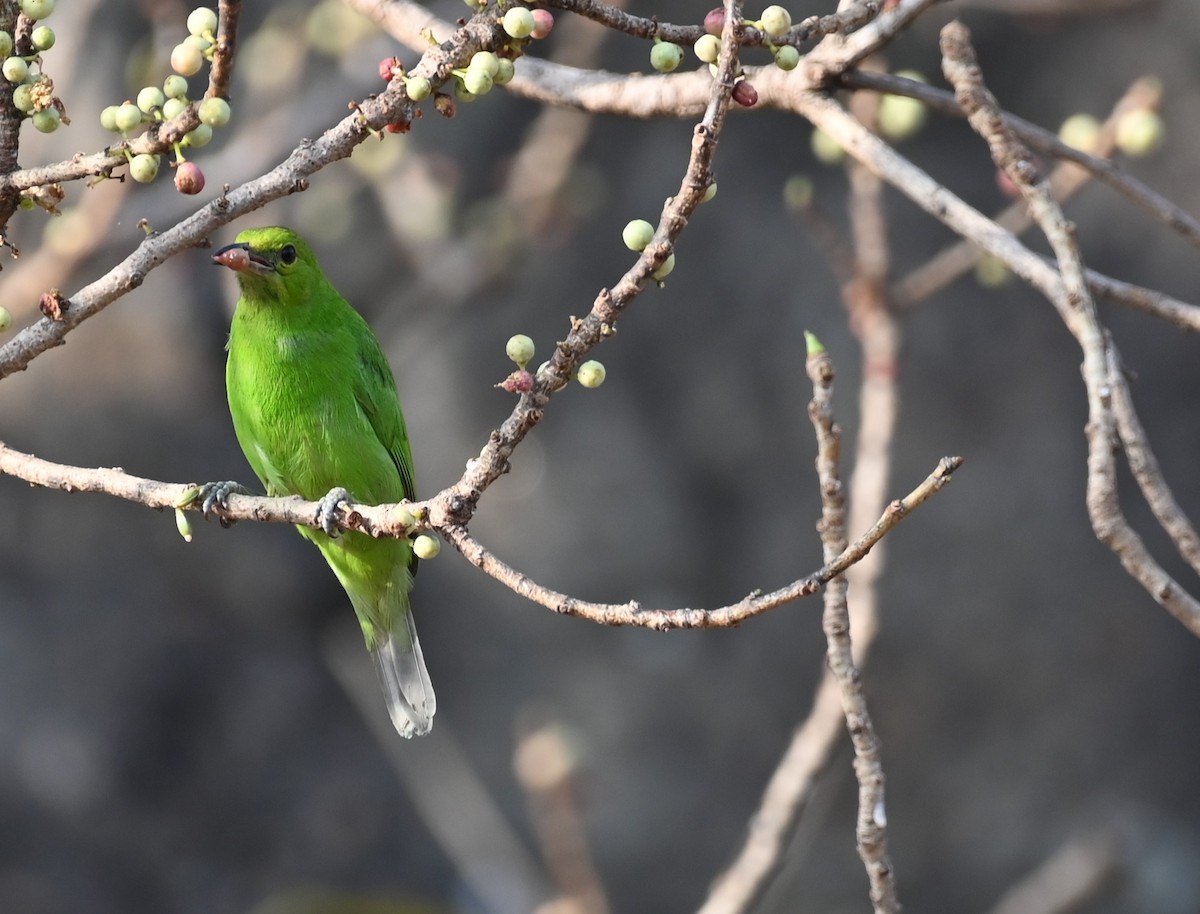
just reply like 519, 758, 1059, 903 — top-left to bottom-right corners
984, 828, 1123, 914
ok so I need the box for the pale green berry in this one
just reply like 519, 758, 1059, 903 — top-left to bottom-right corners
878, 93, 925, 141
502, 7, 535, 38
163, 74, 189, 99
0, 32, 11, 59
30, 26, 55, 51
170, 42, 204, 76
1116, 108, 1164, 157
183, 123, 213, 147
469, 51, 500, 78
811, 127, 845, 165
650, 41, 684, 73
198, 96, 231, 127
622, 218, 654, 251
187, 7, 218, 37
19, 0, 55, 21
462, 67, 493, 96
3, 57, 29, 83
652, 252, 675, 280
129, 153, 160, 183
454, 82, 477, 103
413, 534, 441, 560
1058, 113, 1101, 154
506, 334, 536, 368
114, 101, 143, 132
161, 96, 187, 120
759, 4, 791, 37
974, 254, 1011, 288
137, 86, 166, 113
405, 75, 432, 101
12, 83, 35, 113
774, 45, 800, 70
99, 104, 119, 131
701, 181, 717, 202
0, 305, 11, 332
694, 34, 720, 64
577, 360, 606, 389
175, 508, 194, 543
494, 58, 515, 86
30, 106, 58, 132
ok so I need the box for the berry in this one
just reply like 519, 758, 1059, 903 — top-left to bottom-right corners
783, 174, 813, 210
3, 57, 28, 83
405, 75, 432, 101
503, 7, 535, 39
137, 85, 165, 113
701, 181, 717, 202
170, 42, 204, 76
506, 334, 535, 368
1116, 108, 1164, 157
163, 74, 189, 99
731, 80, 758, 107
129, 153, 160, 183
704, 8, 725, 35
19, 0, 55, 20
30, 26, 55, 51
198, 96, 231, 127
650, 41, 684, 73
174, 161, 205, 194
469, 51, 500, 77
878, 93, 925, 141
462, 67, 493, 96
774, 45, 800, 70
30, 106, 58, 132
114, 102, 143, 132
0, 32, 11, 59
652, 252, 675, 280
577, 360, 606, 389
622, 218, 654, 251
494, 58, 515, 85
12, 84, 35, 113
759, 4, 791, 36
1058, 113, 1101, 154
0, 305, 11, 331
379, 56, 399, 81
811, 127, 845, 164
99, 104, 119, 131
413, 534, 441, 560
530, 9, 554, 38
161, 96, 187, 120
183, 123, 213, 147
694, 34, 721, 64
498, 369, 534, 393
187, 7, 218, 37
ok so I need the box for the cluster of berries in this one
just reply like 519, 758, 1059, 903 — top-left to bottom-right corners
3, 0, 64, 134
98, 7, 230, 194
499, 334, 607, 394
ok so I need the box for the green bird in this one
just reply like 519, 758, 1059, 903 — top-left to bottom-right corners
206, 226, 434, 738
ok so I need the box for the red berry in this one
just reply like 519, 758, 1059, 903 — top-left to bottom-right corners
732, 80, 758, 107
530, 8, 554, 38
174, 161, 206, 195
497, 370, 534, 393
704, 8, 725, 35
378, 56, 400, 82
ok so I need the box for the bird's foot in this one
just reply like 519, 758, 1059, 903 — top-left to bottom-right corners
197, 480, 251, 528
317, 487, 352, 537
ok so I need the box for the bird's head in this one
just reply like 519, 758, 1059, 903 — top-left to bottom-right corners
213, 226, 322, 305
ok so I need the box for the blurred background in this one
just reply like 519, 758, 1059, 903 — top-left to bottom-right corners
3, 0, 1200, 911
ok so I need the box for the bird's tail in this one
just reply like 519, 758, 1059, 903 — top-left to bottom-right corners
370, 608, 436, 738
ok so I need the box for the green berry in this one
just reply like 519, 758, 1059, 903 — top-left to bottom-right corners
12, 83, 35, 113
3, 57, 29, 83
811, 127, 845, 165
412, 534, 441, 560
650, 41, 684, 73
506, 334, 535, 368
183, 123, 212, 147
99, 105, 119, 131
774, 45, 800, 70
652, 252, 675, 280
0, 305, 11, 332
701, 181, 717, 202
170, 42, 204, 76
30, 26, 55, 51
577, 360, 606, 389
187, 7, 218, 37
694, 34, 720, 64
114, 101, 143, 132
19, 0, 55, 20
163, 74, 189, 99
502, 7, 535, 38
405, 75, 432, 101
1058, 113, 1101, 154
462, 67, 493, 96
137, 86, 166, 113
129, 153, 160, 183
31, 107, 59, 132
759, 4, 791, 36
494, 58, 515, 86
198, 96, 231, 127
469, 51, 500, 78
0, 32, 11, 59
622, 218, 654, 251
878, 93, 925, 141
161, 96, 187, 120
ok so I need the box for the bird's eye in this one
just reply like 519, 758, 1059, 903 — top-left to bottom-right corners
279, 244, 297, 265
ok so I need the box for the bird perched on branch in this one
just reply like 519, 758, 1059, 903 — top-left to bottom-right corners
205, 226, 434, 737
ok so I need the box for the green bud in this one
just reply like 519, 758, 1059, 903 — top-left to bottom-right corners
175, 507, 194, 542
622, 218, 654, 252
506, 333, 536, 368
577, 360, 606, 389
502, 7, 535, 38
649, 41, 684, 73
413, 534, 441, 560
701, 181, 717, 202
30, 26, 55, 51
803, 330, 825, 356
198, 96, 231, 127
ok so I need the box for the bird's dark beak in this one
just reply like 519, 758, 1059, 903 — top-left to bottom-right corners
212, 242, 274, 274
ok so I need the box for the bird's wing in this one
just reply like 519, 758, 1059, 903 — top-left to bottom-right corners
353, 338, 417, 503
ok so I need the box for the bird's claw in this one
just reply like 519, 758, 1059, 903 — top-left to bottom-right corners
317, 487, 352, 537
197, 480, 251, 528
